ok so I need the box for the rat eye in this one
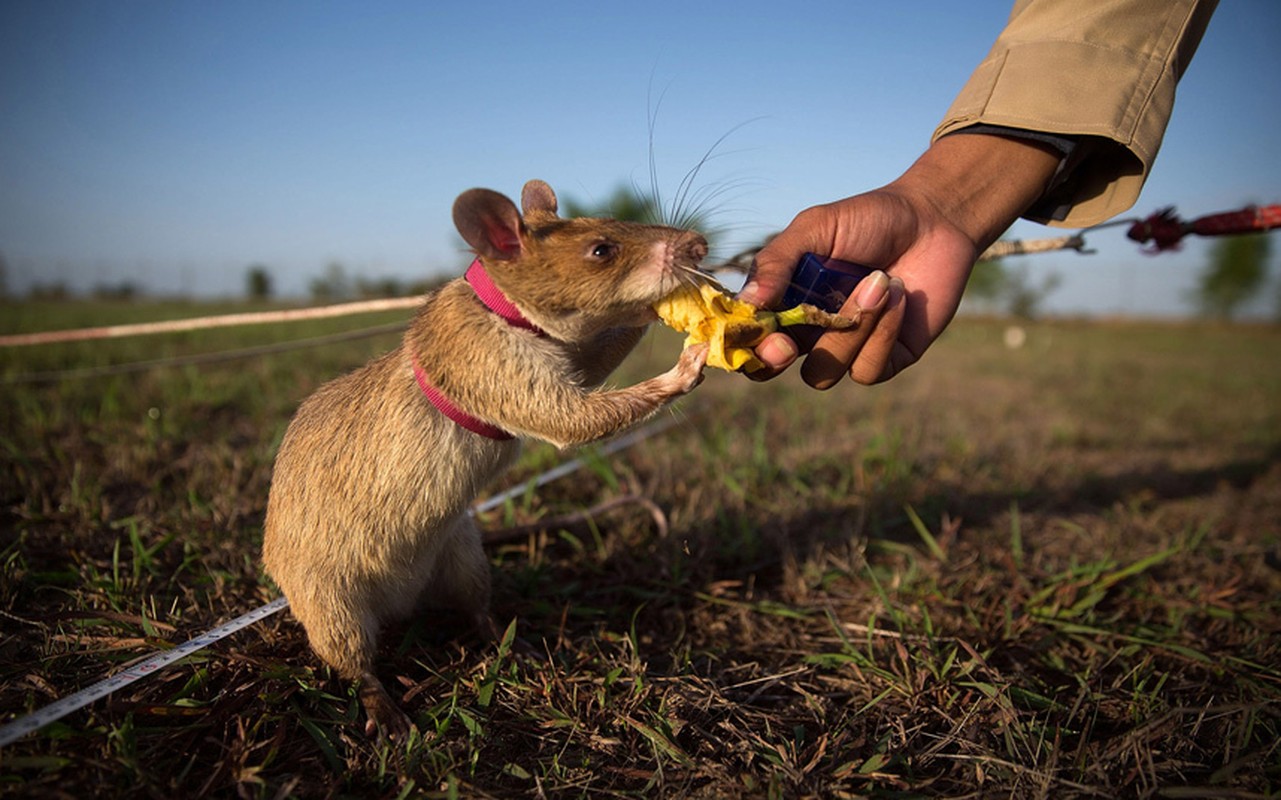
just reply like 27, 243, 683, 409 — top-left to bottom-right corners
589, 241, 618, 262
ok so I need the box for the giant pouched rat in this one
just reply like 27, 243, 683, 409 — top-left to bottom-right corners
262, 179, 709, 738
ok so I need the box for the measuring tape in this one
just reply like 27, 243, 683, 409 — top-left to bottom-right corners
471, 414, 680, 515
0, 597, 289, 748
0, 413, 684, 748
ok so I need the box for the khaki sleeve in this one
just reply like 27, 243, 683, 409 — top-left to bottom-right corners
933, 0, 1217, 227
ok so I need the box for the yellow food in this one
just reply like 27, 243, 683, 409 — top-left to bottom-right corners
654, 282, 858, 372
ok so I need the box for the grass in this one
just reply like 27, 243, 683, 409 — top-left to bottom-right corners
1, 299, 1279, 797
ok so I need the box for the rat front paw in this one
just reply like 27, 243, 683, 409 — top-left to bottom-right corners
671, 343, 709, 394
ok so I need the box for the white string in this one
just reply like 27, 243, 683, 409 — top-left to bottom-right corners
3, 321, 408, 385
0, 296, 424, 348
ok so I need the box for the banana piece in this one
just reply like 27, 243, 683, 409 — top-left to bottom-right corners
654, 282, 858, 372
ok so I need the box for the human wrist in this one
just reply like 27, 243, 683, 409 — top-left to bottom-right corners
889, 133, 1062, 253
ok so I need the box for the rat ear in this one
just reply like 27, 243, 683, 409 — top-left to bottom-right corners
453, 188, 526, 261
521, 180, 558, 220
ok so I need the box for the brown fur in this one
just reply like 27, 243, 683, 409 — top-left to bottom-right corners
262, 179, 708, 738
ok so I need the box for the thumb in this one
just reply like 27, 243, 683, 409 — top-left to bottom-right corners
738, 211, 831, 308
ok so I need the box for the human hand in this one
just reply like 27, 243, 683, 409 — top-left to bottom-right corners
738, 133, 1062, 388
740, 189, 973, 387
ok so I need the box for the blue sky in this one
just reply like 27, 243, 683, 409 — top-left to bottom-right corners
2, 1, 1278, 317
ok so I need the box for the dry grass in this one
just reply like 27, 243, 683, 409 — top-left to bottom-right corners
1, 304, 1279, 798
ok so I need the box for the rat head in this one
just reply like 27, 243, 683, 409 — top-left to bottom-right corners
452, 179, 708, 341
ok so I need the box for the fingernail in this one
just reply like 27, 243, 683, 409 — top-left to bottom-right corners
737, 280, 761, 305
854, 271, 890, 309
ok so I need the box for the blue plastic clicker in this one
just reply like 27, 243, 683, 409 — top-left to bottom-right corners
780, 252, 875, 314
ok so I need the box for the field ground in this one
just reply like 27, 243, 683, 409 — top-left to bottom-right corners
1, 301, 1279, 797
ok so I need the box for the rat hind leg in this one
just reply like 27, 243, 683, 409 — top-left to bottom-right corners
356, 672, 411, 740
293, 594, 412, 739
423, 515, 499, 642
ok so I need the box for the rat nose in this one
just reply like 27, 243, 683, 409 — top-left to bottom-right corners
680, 231, 709, 263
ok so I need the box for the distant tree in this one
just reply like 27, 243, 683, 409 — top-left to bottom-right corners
965, 256, 1008, 312
1004, 267, 1062, 320
0, 252, 8, 300
965, 253, 1061, 319
355, 276, 404, 298
1274, 266, 1281, 323
246, 264, 273, 301
1190, 233, 1272, 320
405, 274, 452, 296
563, 185, 660, 223
29, 282, 70, 301
562, 184, 717, 247
92, 281, 139, 301
310, 261, 351, 302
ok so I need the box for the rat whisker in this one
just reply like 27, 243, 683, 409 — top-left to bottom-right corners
667, 118, 765, 229
646, 75, 674, 226
670, 175, 763, 233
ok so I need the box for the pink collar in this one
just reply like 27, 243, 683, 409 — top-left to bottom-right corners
464, 258, 543, 334
411, 258, 540, 440
412, 354, 513, 440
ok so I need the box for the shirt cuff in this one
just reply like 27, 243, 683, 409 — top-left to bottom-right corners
946, 123, 1079, 222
